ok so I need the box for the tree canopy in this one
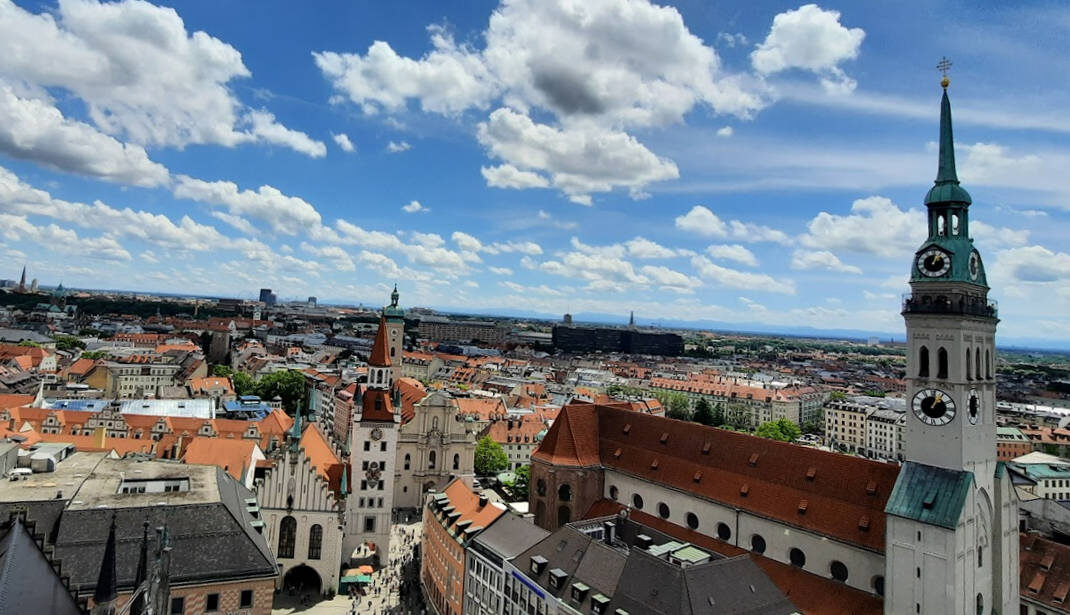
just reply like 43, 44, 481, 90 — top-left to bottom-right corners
693, 398, 714, 426
755, 418, 802, 443
254, 369, 305, 411
474, 436, 509, 477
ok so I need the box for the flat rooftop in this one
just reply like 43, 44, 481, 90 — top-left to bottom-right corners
0, 452, 104, 502
68, 457, 219, 509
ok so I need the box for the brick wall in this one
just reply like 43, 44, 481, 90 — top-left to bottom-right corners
105, 577, 276, 615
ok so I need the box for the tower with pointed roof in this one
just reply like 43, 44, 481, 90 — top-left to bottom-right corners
343, 313, 401, 566
91, 514, 118, 615
884, 67, 1018, 615
382, 284, 405, 382
16, 265, 25, 294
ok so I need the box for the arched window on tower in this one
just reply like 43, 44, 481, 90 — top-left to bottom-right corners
558, 483, 572, 502
278, 516, 296, 559
918, 346, 930, 378
986, 349, 992, 379
951, 213, 960, 235
452, 453, 459, 470
428, 451, 436, 470
404, 453, 411, 470
976, 348, 982, 381
966, 347, 972, 380
308, 524, 323, 560
937, 215, 946, 236
937, 347, 949, 379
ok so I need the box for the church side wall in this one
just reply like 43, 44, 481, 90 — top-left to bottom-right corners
605, 469, 885, 595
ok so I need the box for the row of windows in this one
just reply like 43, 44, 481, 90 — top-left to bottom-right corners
606, 485, 883, 592
918, 345, 993, 380
404, 452, 461, 471
170, 589, 254, 614
276, 517, 322, 560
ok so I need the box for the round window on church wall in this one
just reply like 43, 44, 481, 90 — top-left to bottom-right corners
872, 576, 885, 597
750, 535, 766, 554
685, 512, 699, 530
632, 493, 644, 510
657, 502, 670, 519
830, 560, 848, 582
789, 548, 806, 568
716, 523, 731, 541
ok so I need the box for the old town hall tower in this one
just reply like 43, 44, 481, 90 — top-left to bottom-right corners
884, 70, 1018, 615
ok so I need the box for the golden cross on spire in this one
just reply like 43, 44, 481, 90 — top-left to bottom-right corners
936, 56, 952, 88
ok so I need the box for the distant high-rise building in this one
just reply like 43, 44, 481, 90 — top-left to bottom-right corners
29, 278, 37, 293
16, 266, 26, 293
307, 296, 317, 307
258, 288, 276, 306
563, 313, 572, 324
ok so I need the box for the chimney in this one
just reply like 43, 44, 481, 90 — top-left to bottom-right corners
636, 534, 653, 550
478, 494, 489, 508
602, 520, 615, 545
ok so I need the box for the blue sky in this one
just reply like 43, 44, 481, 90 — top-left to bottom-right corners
1, 0, 1069, 346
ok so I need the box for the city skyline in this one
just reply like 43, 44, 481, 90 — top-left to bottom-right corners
1, 0, 1069, 345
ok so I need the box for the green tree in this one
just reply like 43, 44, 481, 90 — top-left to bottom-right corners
17, 340, 40, 347
829, 391, 847, 401
474, 436, 509, 477
693, 398, 714, 426
755, 418, 802, 443
255, 369, 306, 411
53, 335, 86, 351
711, 403, 725, 427
211, 364, 234, 377
81, 350, 107, 360
724, 404, 750, 429
514, 464, 531, 500
232, 372, 256, 396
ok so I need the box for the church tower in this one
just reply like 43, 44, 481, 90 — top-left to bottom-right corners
343, 315, 400, 567
383, 285, 405, 382
884, 67, 1018, 615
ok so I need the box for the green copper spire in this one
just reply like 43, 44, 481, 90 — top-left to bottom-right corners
936, 88, 957, 184
925, 78, 971, 206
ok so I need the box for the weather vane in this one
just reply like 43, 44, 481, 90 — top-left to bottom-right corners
936, 56, 952, 88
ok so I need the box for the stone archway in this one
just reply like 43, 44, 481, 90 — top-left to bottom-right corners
283, 564, 322, 595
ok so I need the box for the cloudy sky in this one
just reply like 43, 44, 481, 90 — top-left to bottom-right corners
1, 0, 1069, 346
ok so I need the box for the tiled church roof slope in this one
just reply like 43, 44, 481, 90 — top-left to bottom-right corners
536, 403, 901, 552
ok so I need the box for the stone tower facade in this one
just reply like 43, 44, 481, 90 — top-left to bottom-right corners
884, 78, 1018, 615
343, 316, 400, 566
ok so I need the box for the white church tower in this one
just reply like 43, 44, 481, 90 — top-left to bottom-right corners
343, 315, 401, 566
884, 66, 1018, 615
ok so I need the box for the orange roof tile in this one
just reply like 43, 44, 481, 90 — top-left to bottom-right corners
299, 423, 345, 493
182, 437, 258, 481
0, 394, 34, 410
369, 316, 391, 367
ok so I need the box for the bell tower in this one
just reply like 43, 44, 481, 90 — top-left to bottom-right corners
382, 284, 405, 382
901, 68, 997, 482
885, 63, 1017, 615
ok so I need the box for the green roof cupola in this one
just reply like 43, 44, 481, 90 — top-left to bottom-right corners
924, 76, 972, 207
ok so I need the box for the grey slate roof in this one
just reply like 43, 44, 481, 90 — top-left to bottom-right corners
54, 466, 276, 593
611, 551, 797, 615
0, 518, 82, 615
514, 516, 796, 615
472, 513, 550, 560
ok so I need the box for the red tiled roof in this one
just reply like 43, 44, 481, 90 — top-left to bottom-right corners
583, 500, 882, 615
396, 378, 426, 424
361, 389, 396, 422
182, 437, 258, 481
440, 478, 506, 531
68, 358, 98, 376
531, 403, 600, 467
299, 423, 345, 494
369, 316, 391, 367
0, 395, 36, 410
1021, 533, 1070, 613
536, 403, 899, 552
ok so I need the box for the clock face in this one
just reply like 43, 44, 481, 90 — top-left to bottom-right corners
968, 388, 980, 424
968, 251, 981, 281
917, 248, 951, 277
912, 388, 957, 426
370, 427, 383, 441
